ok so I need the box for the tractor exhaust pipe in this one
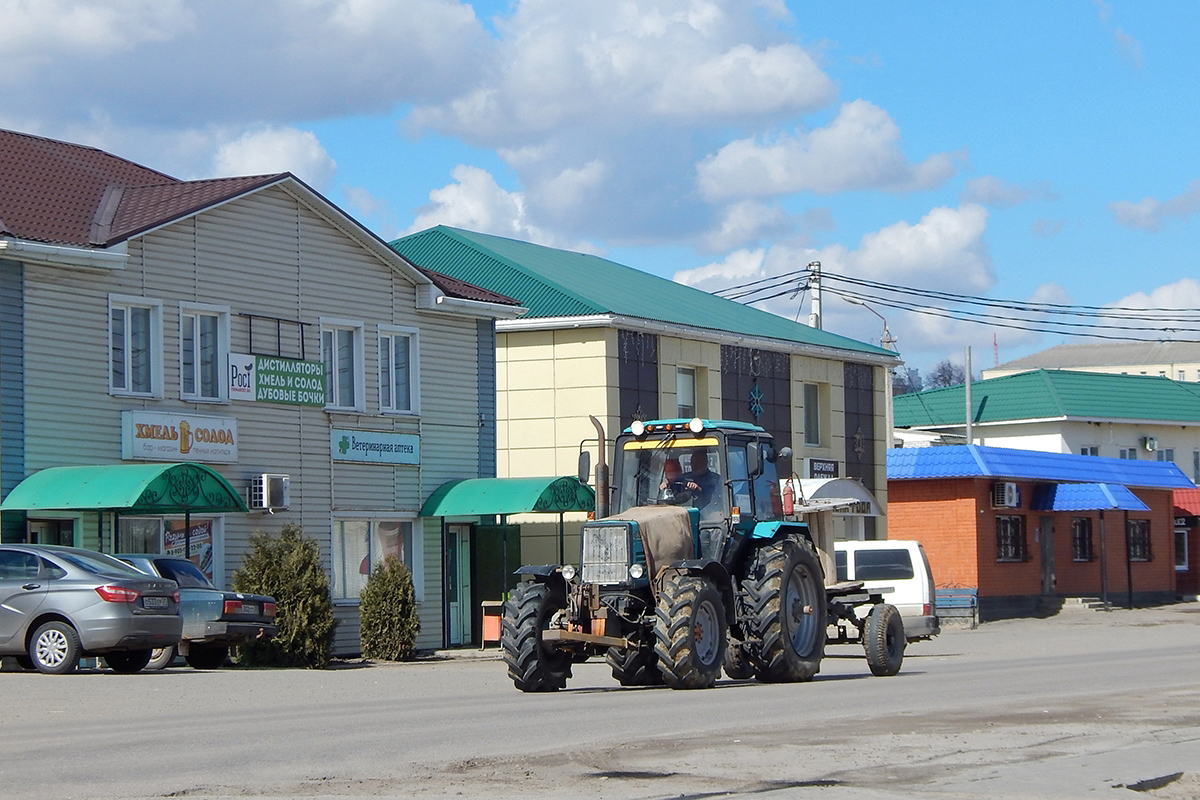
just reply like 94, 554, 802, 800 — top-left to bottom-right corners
589, 415, 610, 519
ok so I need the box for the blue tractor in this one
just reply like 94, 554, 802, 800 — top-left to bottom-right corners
501, 418, 905, 691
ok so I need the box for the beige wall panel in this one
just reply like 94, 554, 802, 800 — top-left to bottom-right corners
507, 389, 556, 419
552, 327, 608, 358
505, 330, 554, 360
505, 358, 556, 391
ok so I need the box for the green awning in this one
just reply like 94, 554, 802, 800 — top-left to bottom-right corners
421, 476, 595, 517
0, 463, 249, 514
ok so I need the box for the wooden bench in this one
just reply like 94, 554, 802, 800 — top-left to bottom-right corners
935, 588, 978, 629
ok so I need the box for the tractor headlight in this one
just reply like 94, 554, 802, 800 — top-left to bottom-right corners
687, 417, 705, 434
560, 564, 577, 581
630, 420, 646, 436
628, 563, 645, 580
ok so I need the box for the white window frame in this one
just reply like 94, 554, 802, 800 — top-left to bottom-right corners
803, 383, 822, 446
108, 294, 163, 397
378, 325, 420, 415
1157, 448, 1176, 463
179, 302, 230, 403
676, 367, 696, 418
1080, 446, 1099, 457
1175, 526, 1189, 572
330, 514, 423, 603
321, 318, 365, 412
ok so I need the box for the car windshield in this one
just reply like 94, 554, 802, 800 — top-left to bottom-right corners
154, 559, 214, 589
58, 550, 150, 579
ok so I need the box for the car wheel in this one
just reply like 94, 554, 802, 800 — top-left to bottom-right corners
104, 649, 154, 674
185, 644, 229, 670
145, 646, 176, 670
29, 621, 81, 674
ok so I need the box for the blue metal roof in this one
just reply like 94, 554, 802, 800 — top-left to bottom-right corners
1030, 483, 1150, 512
887, 445, 1194, 489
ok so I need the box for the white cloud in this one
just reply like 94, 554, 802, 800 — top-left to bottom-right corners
696, 100, 960, 200
701, 201, 791, 252
403, 164, 600, 252
961, 176, 1055, 208
212, 127, 337, 189
1110, 180, 1200, 231
1112, 278, 1200, 311
1114, 28, 1143, 69
410, 0, 835, 140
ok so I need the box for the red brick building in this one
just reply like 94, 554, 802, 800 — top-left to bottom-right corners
888, 445, 1193, 619
1173, 489, 1200, 598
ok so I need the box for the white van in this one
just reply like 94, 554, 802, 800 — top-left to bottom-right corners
834, 540, 940, 642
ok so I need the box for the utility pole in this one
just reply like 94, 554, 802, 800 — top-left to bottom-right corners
964, 346, 973, 445
807, 261, 822, 329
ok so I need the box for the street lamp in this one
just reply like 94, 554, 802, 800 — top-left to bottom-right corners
842, 295, 896, 350
842, 295, 898, 453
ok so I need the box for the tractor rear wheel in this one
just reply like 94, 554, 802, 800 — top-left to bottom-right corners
606, 644, 664, 686
653, 574, 726, 690
864, 603, 905, 677
501, 580, 571, 692
743, 537, 826, 683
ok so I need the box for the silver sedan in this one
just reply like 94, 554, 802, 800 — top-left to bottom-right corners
0, 544, 182, 674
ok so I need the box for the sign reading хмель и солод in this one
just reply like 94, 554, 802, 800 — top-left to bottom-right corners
228, 353, 325, 406
331, 429, 420, 465
121, 411, 238, 463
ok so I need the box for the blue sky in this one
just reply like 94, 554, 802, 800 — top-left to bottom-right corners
4, 0, 1198, 374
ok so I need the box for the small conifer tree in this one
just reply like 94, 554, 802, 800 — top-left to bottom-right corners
359, 555, 421, 661
233, 524, 335, 668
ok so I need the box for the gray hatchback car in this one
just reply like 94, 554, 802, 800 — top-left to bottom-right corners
0, 544, 182, 674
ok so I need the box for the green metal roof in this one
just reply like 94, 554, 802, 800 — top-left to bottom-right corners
0, 463, 248, 513
893, 369, 1200, 428
390, 226, 895, 360
420, 476, 595, 517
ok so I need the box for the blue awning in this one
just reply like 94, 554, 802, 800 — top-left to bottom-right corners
1030, 483, 1149, 512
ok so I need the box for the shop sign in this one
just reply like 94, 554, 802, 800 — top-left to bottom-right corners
121, 411, 238, 464
229, 353, 325, 406
164, 519, 215, 580
331, 429, 419, 465
807, 458, 839, 479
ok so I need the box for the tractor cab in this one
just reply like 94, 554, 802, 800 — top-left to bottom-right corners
612, 418, 786, 569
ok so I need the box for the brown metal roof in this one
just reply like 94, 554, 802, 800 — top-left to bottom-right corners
416, 265, 520, 306
0, 128, 284, 247
0, 128, 514, 306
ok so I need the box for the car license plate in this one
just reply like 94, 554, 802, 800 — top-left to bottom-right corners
143, 596, 168, 609
238, 603, 258, 615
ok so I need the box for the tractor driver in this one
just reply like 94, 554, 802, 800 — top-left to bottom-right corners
678, 449, 721, 519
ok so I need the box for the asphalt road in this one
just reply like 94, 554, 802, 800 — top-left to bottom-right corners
2, 603, 1199, 800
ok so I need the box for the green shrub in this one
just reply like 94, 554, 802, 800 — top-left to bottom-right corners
359, 555, 421, 661
232, 524, 335, 669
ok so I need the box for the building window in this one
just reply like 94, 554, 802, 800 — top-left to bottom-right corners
1119, 448, 1138, 460
676, 367, 696, 418
1176, 527, 1189, 571
332, 519, 420, 602
1080, 446, 1099, 457
1179, 370, 1186, 381
181, 304, 228, 401
1194, 451, 1200, 484
379, 326, 419, 414
109, 295, 162, 396
1156, 448, 1175, 463
803, 383, 821, 446
321, 320, 363, 411
1127, 519, 1151, 562
996, 515, 1027, 562
1071, 517, 1094, 561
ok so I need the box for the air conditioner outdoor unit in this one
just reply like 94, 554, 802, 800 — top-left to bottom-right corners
992, 481, 1019, 508
250, 474, 290, 511
1142, 436, 1158, 452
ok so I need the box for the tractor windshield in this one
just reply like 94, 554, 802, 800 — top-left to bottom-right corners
615, 438, 725, 523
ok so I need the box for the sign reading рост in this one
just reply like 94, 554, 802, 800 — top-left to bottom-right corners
228, 354, 325, 406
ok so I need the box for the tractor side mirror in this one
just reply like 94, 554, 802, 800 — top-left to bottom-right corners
577, 451, 592, 485
746, 441, 763, 477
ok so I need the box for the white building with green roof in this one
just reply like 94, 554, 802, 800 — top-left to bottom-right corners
894, 369, 1200, 483
392, 225, 902, 558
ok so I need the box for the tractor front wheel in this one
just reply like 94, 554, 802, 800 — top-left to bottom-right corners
743, 537, 826, 683
501, 580, 571, 692
653, 574, 726, 690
